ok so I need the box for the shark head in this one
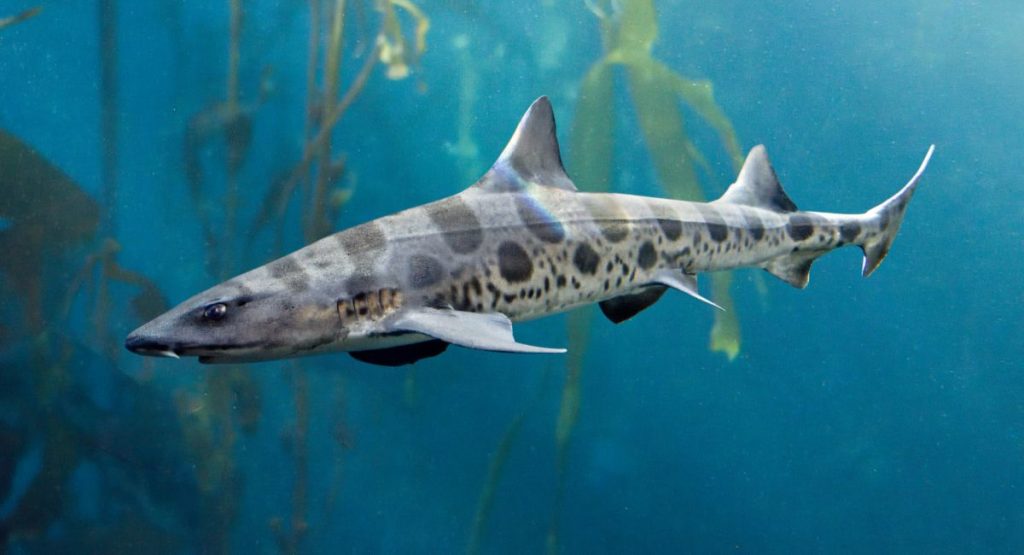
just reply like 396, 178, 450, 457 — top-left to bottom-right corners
125, 272, 345, 364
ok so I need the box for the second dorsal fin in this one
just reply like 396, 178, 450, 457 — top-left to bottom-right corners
474, 96, 578, 193
716, 145, 798, 212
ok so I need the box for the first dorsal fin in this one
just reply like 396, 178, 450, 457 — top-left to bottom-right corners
716, 145, 797, 212
475, 96, 578, 193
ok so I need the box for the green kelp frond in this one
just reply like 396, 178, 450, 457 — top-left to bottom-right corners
446, 34, 485, 184
570, 61, 616, 194
571, 0, 745, 361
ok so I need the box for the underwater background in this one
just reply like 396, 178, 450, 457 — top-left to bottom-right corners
1, 1, 1021, 552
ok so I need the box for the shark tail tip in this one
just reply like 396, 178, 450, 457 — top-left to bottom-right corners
860, 145, 934, 277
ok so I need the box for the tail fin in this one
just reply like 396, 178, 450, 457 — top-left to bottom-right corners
860, 145, 935, 276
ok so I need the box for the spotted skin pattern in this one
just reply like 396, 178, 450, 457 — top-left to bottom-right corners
217, 185, 877, 327
125, 96, 933, 365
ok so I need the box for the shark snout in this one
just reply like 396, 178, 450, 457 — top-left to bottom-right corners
125, 332, 181, 359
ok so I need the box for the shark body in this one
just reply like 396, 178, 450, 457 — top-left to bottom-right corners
126, 97, 933, 366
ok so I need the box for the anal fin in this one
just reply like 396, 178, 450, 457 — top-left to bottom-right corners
392, 307, 565, 354
762, 250, 825, 288
599, 285, 668, 324
350, 340, 448, 366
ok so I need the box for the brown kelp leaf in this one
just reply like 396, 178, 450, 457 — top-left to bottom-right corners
0, 129, 100, 248
377, 0, 430, 80
0, 6, 41, 31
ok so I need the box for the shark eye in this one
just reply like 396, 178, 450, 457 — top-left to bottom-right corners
203, 303, 228, 321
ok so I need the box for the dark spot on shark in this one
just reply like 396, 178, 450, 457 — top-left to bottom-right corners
408, 254, 444, 289
268, 256, 302, 279
486, 282, 500, 308
516, 196, 565, 243
426, 197, 483, 254
646, 201, 683, 241
286, 274, 310, 292
556, 275, 567, 288
572, 243, 600, 275
337, 221, 386, 256
787, 214, 815, 241
638, 241, 657, 270
583, 196, 629, 243
598, 221, 629, 243
707, 223, 728, 242
656, 219, 682, 241
840, 221, 861, 242
749, 225, 765, 240
498, 241, 532, 283
344, 273, 378, 295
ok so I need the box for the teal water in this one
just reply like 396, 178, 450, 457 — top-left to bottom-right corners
1, 2, 1021, 553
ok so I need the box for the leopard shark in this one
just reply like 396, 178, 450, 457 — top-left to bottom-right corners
125, 96, 934, 366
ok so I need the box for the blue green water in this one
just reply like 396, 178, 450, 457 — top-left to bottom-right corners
1, 1, 1021, 553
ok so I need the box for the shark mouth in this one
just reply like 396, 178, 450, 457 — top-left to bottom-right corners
124, 335, 181, 358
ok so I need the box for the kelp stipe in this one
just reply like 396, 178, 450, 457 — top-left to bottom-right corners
549, 0, 745, 550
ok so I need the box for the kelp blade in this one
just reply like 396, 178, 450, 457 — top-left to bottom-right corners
624, 61, 742, 360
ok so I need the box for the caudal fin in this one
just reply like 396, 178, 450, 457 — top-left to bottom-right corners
860, 145, 935, 276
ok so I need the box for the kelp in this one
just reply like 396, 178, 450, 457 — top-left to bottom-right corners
377, 0, 429, 80
575, 0, 744, 359
548, 0, 745, 550
249, 0, 429, 244
271, 364, 310, 555
0, 130, 100, 249
467, 409, 528, 555
0, 130, 100, 330
0, 131, 191, 549
467, 368, 554, 555
1, 0, 440, 551
445, 34, 485, 184
242, 1, 429, 550
0, 6, 41, 31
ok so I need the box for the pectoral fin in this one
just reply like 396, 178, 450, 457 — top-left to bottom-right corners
392, 307, 565, 354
